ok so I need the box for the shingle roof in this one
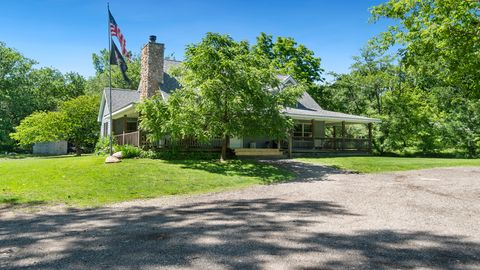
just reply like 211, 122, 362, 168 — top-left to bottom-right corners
284, 107, 380, 123
161, 59, 182, 94
297, 92, 322, 111
102, 60, 182, 116
103, 88, 139, 117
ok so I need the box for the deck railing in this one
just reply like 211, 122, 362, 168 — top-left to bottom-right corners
113, 132, 370, 152
163, 137, 223, 149
286, 137, 370, 151
114, 131, 141, 147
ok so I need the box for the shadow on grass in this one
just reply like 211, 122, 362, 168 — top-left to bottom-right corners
166, 159, 294, 184
0, 154, 85, 160
165, 159, 352, 184
1, 198, 478, 269
0, 196, 46, 210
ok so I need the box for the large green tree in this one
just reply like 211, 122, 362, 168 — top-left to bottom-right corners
0, 42, 36, 150
370, 0, 480, 96
253, 32, 324, 85
0, 42, 86, 151
11, 95, 99, 155
367, 0, 480, 156
138, 33, 304, 161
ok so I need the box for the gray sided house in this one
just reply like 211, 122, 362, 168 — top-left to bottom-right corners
98, 36, 380, 157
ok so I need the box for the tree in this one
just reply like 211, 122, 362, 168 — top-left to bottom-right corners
138, 33, 304, 161
370, 0, 480, 96
59, 95, 100, 155
317, 44, 445, 154
86, 49, 141, 95
10, 111, 69, 145
368, 0, 480, 156
11, 95, 99, 155
0, 42, 87, 151
30, 68, 87, 111
0, 42, 36, 150
253, 32, 323, 85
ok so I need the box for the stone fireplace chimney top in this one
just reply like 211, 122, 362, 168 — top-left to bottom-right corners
138, 36, 164, 99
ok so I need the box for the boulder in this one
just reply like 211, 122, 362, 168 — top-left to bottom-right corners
105, 155, 121, 163
112, 151, 123, 159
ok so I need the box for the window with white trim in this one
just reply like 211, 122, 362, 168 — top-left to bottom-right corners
294, 123, 312, 137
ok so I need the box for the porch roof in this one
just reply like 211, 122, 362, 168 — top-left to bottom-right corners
284, 107, 380, 124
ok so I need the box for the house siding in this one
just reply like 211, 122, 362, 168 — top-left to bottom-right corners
100, 100, 111, 138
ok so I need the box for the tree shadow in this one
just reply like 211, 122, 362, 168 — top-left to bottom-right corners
0, 154, 82, 160
260, 159, 353, 182
299, 230, 480, 269
0, 197, 46, 210
165, 159, 349, 184
2, 197, 477, 269
165, 159, 295, 184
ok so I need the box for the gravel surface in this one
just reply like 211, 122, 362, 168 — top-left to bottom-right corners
1, 161, 479, 269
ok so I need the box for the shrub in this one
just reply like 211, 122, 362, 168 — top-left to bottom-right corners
116, 144, 142, 158
95, 137, 117, 156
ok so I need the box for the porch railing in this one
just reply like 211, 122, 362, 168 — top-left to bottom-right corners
162, 137, 223, 149
114, 131, 141, 147
285, 137, 371, 151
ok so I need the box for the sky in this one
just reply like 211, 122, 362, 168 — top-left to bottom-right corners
1, 0, 391, 79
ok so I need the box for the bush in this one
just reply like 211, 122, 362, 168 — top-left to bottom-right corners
95, 137, 117, 156
116, 144, 142, 158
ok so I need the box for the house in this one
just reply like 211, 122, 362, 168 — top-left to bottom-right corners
98, 36, 380, 156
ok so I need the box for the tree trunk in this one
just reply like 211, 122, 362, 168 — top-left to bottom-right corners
75, 142, 81, 156
220, 134, 229, 162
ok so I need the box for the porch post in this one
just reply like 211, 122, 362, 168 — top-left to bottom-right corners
311, 119, 315, 150
122, 131, 125, 145
332, 126, 337, 150
368, 123, 373, 153
138, 130, 141, 147
123, 115, 127, 133
341, 121, 346, 150
288, 134, 293, 158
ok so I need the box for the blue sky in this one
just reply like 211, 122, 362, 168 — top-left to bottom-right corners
1, 0, 391, 79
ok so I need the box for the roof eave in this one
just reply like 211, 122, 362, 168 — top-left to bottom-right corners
97, 90, 107, 122
285, 112, 381, 124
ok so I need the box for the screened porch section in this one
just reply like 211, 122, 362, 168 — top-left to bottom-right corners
111, 116, 144, 147
285, 120, 373, 152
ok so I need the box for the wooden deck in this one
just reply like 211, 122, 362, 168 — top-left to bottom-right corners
235, 148, 284, 157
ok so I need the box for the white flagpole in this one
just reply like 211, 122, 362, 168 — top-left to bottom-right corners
108, 3, 113, 156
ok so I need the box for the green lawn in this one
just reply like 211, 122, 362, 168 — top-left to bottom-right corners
0, 155, 293, 207
296, 156, 480, 173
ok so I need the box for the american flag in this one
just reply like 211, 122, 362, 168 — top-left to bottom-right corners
109, 9, 130, 60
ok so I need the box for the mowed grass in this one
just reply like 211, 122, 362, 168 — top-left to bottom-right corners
0, 155, 293, 207
296, 156, 480, 173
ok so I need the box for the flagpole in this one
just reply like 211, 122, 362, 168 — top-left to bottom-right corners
108, 3, 113, 156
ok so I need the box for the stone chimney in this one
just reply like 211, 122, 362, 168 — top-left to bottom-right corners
138, 35, 164, 99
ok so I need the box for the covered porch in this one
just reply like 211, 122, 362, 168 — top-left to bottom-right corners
233, 110, 379, 156
284, 120, 373, 156
282, 108, 379, 156
106, 104, 144, 147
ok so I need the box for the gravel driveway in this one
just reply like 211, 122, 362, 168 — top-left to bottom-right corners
1, 161, 479, 269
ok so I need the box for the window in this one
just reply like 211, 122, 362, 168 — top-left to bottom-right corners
293, 123, 312, 138
303, 123, 313, 137
126, 121, 138, 133
294, 124, 303, 137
